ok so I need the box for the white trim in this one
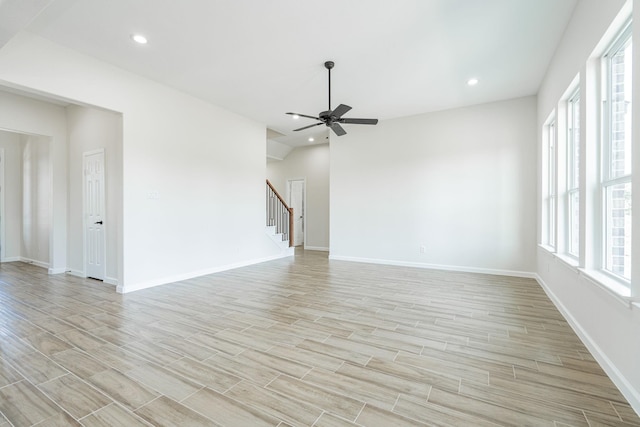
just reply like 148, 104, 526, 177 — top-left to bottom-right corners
48, 267, 65, 274
67, 269, 85, 278
578, 268, 633, 305
566, 88, 580, 258
304, 246, 329, 252
538, 245, 635, 305
535, 273, 640, 415
543, 116, 558, 249
69, 268, 116, 286
327, 255, 536, 279
117, 252, 294, 294
538, 243, 556, 254
17, 257, 49, 270
1, 256, 20, 262
554, 252, 580, 270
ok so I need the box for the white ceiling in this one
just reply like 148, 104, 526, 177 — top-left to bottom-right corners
3, 0, 577, 149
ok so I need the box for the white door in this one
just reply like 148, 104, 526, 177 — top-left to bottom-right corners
84, 150, 105, 280
289, 179, 304, 247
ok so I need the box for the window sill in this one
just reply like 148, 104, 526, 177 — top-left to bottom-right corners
538, 243, 556, 254
538, 245, 635, 306
554, 253, 579, 269
578, 268, 634, 308
538, 245, 579, 270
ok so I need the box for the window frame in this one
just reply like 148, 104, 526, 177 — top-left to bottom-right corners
545, 118, 557, 250
601, 21, 632, 284
566, 89, 581, 259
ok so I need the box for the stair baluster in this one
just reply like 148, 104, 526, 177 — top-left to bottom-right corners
266, 180, 293, 247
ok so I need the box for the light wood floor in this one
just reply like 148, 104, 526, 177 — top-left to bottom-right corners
0, 250, 639, 426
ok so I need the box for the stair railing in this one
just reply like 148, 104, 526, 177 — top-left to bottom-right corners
266, 180, 293, 247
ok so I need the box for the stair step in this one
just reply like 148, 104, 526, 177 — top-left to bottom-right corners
265, 226, 291, 250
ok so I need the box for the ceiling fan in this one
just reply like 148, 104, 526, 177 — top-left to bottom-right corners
286, 61, 378, 136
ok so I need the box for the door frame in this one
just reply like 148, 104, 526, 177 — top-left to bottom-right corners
83, 148, 106, 280
287, 178, 306, 247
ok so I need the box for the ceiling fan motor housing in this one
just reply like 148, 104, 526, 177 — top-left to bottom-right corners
319, 110, 333, 121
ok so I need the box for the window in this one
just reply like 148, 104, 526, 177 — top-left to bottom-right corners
545, 119, 557, 249
567, 90, 580, 258
602, 23, 632, 282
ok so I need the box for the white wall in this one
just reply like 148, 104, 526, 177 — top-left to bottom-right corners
331, 96, 537, 276
0, 32, 285, 292
0, 130, 22, 261
536, 0, 640, 414
0, 90, 67, 273
267, 143, 330, 251
20, 134, 50, 266
66, 105, 122, 285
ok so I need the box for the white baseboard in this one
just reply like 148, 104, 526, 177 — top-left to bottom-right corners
535, 274, 640, 415
67, 269, 85, 278
17, 257, 50, 270
118, 252, 293, 294
1, 257, 55, 273
304, 246, 329, 252
68, 270, 117, 286
328, 255, 536, 279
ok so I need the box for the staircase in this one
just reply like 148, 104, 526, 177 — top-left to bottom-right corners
266, 180, 294, 253
265, 225, 292, 250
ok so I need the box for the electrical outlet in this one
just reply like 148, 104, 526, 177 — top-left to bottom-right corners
420, 245, 426, 254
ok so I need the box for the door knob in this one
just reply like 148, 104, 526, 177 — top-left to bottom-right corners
95, 221, 103, 225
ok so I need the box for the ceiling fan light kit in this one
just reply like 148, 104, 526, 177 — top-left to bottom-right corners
286, 61, 378, 136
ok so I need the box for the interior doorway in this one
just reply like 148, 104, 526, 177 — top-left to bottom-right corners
288, 179, 305, 247
83, 149, 106, 280
0, 131, 52, 268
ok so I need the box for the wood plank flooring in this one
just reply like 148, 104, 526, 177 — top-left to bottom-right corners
0, 250, 639, 426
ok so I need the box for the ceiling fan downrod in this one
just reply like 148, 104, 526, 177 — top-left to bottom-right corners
325, 61, 334, 111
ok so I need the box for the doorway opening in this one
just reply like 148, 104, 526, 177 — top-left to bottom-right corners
0, 130, 52, 268
83, 149, 106, 281
288, 179, 305, 247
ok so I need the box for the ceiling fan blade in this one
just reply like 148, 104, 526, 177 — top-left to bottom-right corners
339, 118, 379, 125
293, 122, 324, 132
286, 112, 320, 120
330, 123, 347, 136
331, 104, 352, 119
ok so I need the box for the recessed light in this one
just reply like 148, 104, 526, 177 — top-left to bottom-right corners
131, 34, 148, 44
467, 78, 479, 86
308, 137, 314, 142
292, 114, 300, 119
